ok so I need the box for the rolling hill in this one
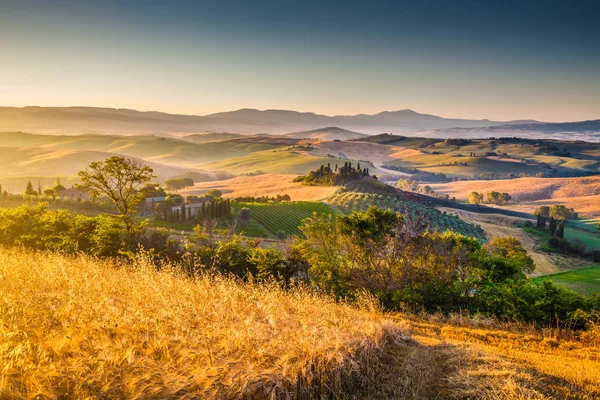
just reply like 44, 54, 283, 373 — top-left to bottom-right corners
0, 106, 544, 136
0, 146, 189, 179
284, 126, 368, 140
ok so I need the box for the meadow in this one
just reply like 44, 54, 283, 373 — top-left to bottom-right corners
3, 247, 600, 399
0, 247, 406, 399
533, 265, 600, 296
565, 227, 600, 251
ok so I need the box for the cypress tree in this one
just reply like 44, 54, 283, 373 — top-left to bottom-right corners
557, 220, 565, 238
549, 217, 557, 236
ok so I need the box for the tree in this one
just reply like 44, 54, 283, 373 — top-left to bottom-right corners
468, 191, 483, 204
549, 217, 557, 236
25, 181, 37, 196
43, 188, 56, 198
164, 178, 194, 192
549, 205, 574, 221
206, 189, 223, 198
484, 237, 535, 274
53, 178, 66, 193
77, 156, 155, 233
556, 220, 565, 238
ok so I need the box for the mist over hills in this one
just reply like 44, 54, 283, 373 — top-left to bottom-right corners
0, 106, 598, 141
284, 127, 368, 140
0, 106, 539, 135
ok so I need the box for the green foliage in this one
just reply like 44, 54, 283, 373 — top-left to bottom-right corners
550, 204, 575, 220
164, 177, 194, 191
300, 162, 369, 186
206, 189, 223, 198
0, 204, 170, 257
297, 207, 597, 327
78, 156, 155, 232
233, 201, 339, 237
328, 192, 486, 242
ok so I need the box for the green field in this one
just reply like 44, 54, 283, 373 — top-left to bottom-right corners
233, 201, 339, 237
569, 218, 600, 233
533, 266, 600, 296
564, 227, 600, 251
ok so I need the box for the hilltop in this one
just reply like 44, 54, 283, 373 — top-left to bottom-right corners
0, 106, 544, 136
284, 126, 368, 140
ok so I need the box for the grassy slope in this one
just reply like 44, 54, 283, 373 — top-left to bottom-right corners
565, 227, 600, 250
201, 149, 343, 174
0, 132, 281, 169
0, 248, 404, 399
2, 248, 599, 399
533, 265, 600, 295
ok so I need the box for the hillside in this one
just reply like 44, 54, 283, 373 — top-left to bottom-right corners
179, 173, 337, 200
0, 132, 284, 169
2, 248, 599, 399
284, 126, 368, 140
0, 106, 545, 136
430, 176, 600, 217
0, 146, 188, 179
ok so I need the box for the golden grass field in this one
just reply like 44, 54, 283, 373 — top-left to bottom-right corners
431, 176, 600, 217
179, 173, 338, 200
0, 248, 406, 399
2, 247, 600, 399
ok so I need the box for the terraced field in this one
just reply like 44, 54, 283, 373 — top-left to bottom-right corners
327, 192, 486, 242
233, 201, 340, 237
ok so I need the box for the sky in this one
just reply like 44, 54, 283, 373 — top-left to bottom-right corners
0, 0, 599, 122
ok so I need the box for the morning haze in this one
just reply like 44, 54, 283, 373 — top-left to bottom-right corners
1, 1, 600, 399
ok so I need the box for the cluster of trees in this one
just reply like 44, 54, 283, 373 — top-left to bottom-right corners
397, 179, 451, 200
234, 194, 291, 203
164, 178, 194, 192
0, 203, 171, 258
299, 162, 370, 186
468, 191, 511, 205
1, 198, 598, 329
534, 205, 576, 239
3, 156, 598, 330
3, 178, 67, 198
381, 165, 448, 182
296, 207, 597, 328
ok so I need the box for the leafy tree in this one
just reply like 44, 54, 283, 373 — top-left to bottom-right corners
484, 237, 535, 274
77, 156, 155, 233
206, 189, 223, 198
53, 178, 66, 193
43, 188, 56, 198
549, 205, 574, 221
164, 178, 194, 192
468, 191, 483, 204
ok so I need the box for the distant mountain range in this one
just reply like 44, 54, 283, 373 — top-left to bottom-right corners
0, 106, 597, 140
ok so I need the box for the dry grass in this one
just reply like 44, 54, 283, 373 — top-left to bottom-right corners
0, 247, 407, 399
3, 247, 600, 399
430, 176, 600, 217
179, 173, 337, 201
396, 313, 600, 399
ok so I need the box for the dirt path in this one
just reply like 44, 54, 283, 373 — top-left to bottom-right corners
438, 207, 559, 276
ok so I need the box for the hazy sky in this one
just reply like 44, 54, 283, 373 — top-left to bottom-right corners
1, 0, 599, 121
